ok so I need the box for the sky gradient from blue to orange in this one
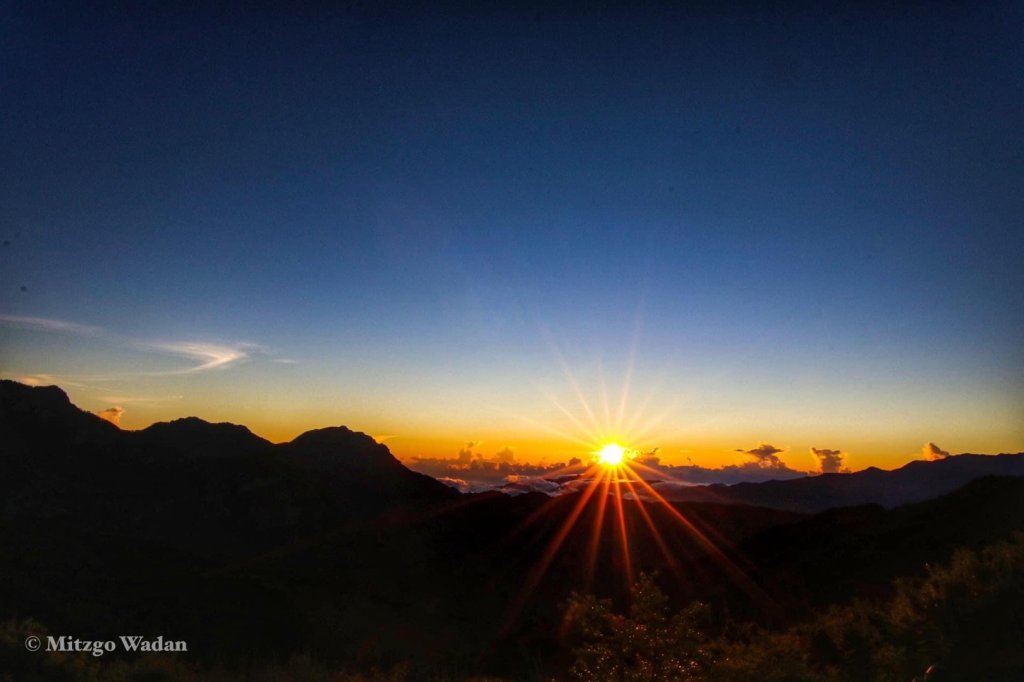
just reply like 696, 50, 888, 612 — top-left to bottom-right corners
1, 3, 1021, 475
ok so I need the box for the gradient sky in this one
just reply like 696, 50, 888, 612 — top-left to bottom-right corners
1, 2, 1022, 474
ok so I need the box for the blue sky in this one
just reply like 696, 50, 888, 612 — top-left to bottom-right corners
1, 2, 1021, 472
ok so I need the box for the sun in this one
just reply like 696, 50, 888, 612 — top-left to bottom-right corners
597, 443, 626, 467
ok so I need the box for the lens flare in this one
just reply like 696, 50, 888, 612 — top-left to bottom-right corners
597, 443, 625, 466
498, 331, 777, 636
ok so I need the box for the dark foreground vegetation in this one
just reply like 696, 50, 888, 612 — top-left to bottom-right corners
4, 532, 1023, 680
564, 532, 1024, 681
2, 381, 1022, 680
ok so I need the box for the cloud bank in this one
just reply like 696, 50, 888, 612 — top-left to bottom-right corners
634, 451, 807, 486
408, 446, 570, 487
409, 440, 812, 495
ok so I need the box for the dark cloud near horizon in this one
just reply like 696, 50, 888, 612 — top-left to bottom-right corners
638, 460, 807, 486
408, 442, 571, 485
408, 457, 569, 484
95, 406, 124, 426
631, 445, 806, 486
638, 448, 661, 466
736, 442, 787, 468
811, 447, 849, 474
922, 442, 950, 460
494, 446, 515, 463
456, 441, 478, 463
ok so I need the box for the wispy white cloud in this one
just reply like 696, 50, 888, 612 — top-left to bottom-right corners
1, 314, 260, 379
16, 373, 88, 387
0, 315, 101, 336
141, 340, 255, 374
436, 476, 471, 492
15, 375, 46, 386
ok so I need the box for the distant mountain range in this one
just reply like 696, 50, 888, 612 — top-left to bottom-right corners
650, 452, 1024, 513
1, 379, 1022, 679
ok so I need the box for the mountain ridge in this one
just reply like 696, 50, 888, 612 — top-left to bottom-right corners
0, 379, 457, 546
4, 379, 1020, 516
651, 451, 1024, 513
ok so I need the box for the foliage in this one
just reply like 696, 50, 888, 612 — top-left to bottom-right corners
565, 533, 1024, 681
564, 573, 712, 681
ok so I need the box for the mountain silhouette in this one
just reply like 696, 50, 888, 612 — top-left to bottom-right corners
723, 475, 1024, 623
0, 380, 455, 549
1, 379, 1021, 679
136, 416, 273, 459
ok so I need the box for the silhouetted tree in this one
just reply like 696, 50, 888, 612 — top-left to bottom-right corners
565, 573, 712, 681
